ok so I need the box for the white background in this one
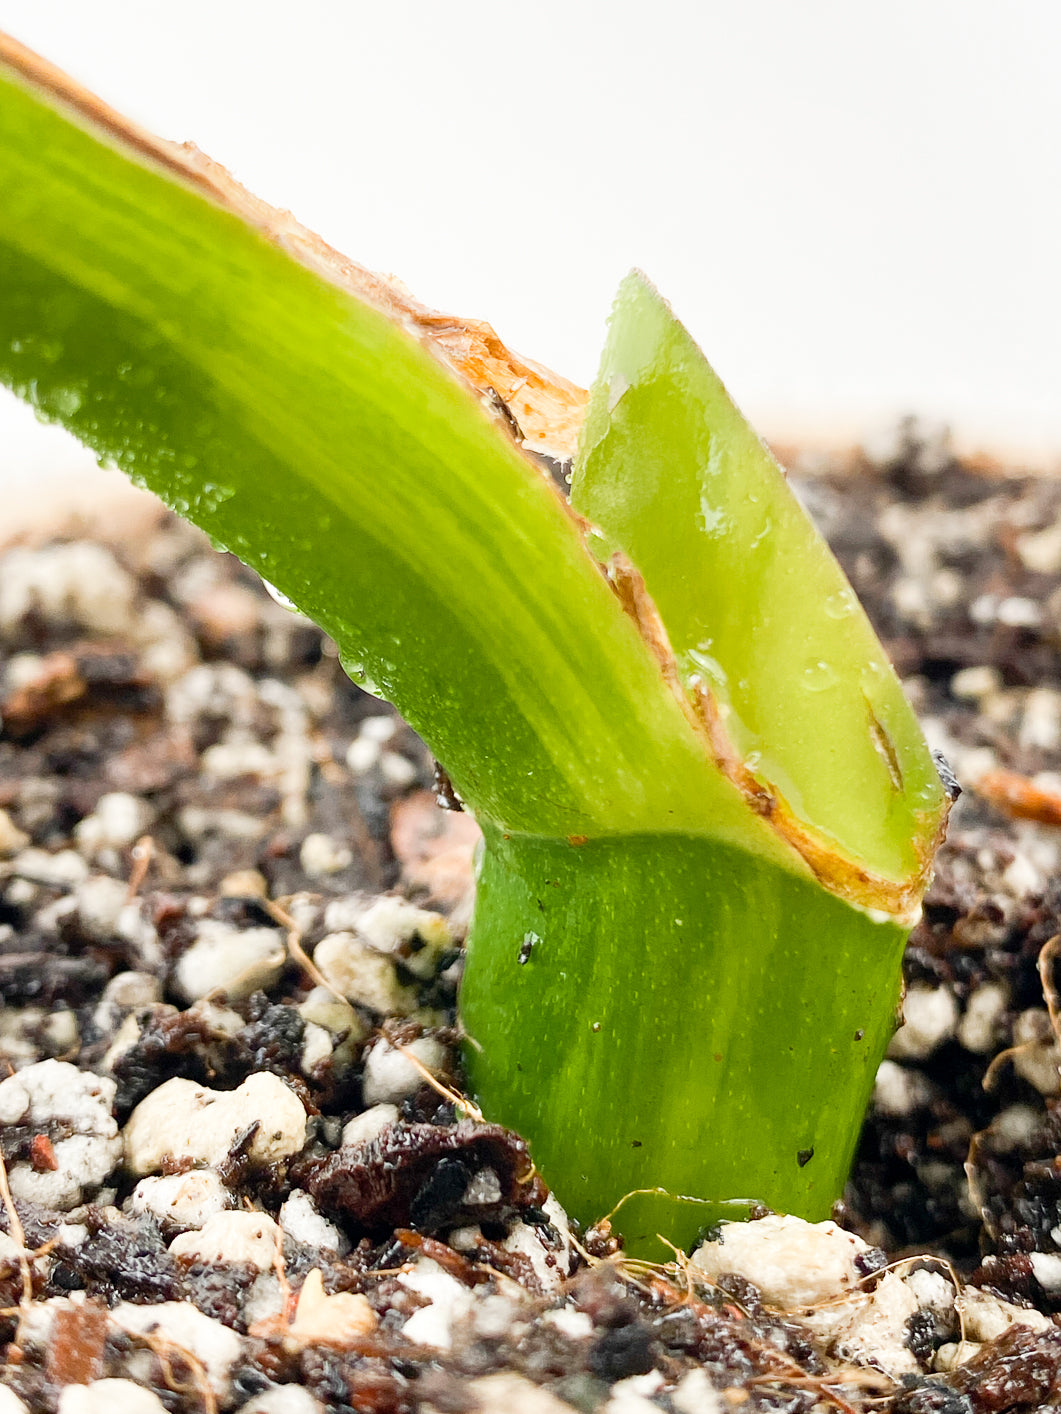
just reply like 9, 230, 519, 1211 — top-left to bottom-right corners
2, 0, 1060, 493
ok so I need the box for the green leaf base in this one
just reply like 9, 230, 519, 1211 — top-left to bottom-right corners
461, 827, 908, 1259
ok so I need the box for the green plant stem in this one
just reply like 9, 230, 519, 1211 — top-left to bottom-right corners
572, 272, 944, 893
0, 40, 948, 1256
462, 828, 906, 1259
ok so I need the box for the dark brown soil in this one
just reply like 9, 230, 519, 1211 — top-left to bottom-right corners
2, 428, 1061, 1412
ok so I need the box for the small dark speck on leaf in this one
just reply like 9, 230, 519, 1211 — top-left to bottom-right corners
517, 932, 539, 965
797, 1148, 814, 1167
854, 1029, 865, 1041
631, 1139, 642, 1148
432, 760, 464, 812
932, 749, 962, 802
591, 1021, 601, 1033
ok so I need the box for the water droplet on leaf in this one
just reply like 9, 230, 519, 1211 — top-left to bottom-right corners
824, 588, 855, 619
262, 579, 299, 612
338, 651, 384, 699
803, 660, 837, 692
42, 385, 83, 418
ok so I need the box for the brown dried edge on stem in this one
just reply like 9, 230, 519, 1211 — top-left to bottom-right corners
604, 549, 944, 921
0, 30, 587, 464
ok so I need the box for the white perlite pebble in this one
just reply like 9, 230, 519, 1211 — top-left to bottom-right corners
957, 983, 1008, 1054
1002, 851, 1045, 899
671, 1368, 724, 1414
165, 662, 256, 725
300, 832, 353, 877
298, 989, 368, 1042
1011, 1008, 1061, 1095
0, 1387, 29, 1414
465, 1373, 577, 1414
115, 901, 162, 971
356, 895, 450, 964
129, 1170, 233, 1230
1018, 520, 1061, 575
904, 1268, 956, 1316
802, 1270, 920, 1380
1029, 1252, 1061, 1293
887, 984, 959, 1061
178, 805, 267, 842
399, 1258, 476, 1349
201, 738, 278, 781
956, 1285, 1055, 1341
691, 1214, 870, 1310
13, 1295, 67, 1348
241, 1389, 327, 1414
847, 1277, 925, 1375
124, 1073, 307, 1176
75, 871, 135, 938
0, 1082, 30, 1126
463, 1167, 502, 1206
361, 1036, 449, 1106
322, 895, 451, 980
0, 1008, 77, 1066
987, 1104, 1042, 1154
58, 1381, 167, 1414
280, 1190, 350, 1256
173, 918, 286, 1003
74, 793, 155, 854
605, 1372, 665, 1414
220, 869, 269, 899
301, 1023, 335, 1074
242, 1271, 286, 1327
110, 1302, 242, 1401
950, 665, 1002, 701
502, 1194, 576, 1296
93, 971, 162, 1033
98, 971, 161, 1011
11, 1134, 122, 1212
541, 1306, 594, 1340
313, 932, 417, 1015
0, 1061, 122, 1210
379, 751, 418, 788
289, 1269, 377, 1344
359, 714, 398, 744
1019, 687, 1061, 753
873, 1059, 933, 1117
0, 809, 29, 857
103, 1014, 148, 1073
345, 737, 380, 774
473, 1295, 520, 1340
0, 543, 137, 636
12, 847, 88, 888
169, 1210, 282, 1269
341, 1104, 400, 1147
998, 595, 1042, 628
298, 991, 367, 1079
